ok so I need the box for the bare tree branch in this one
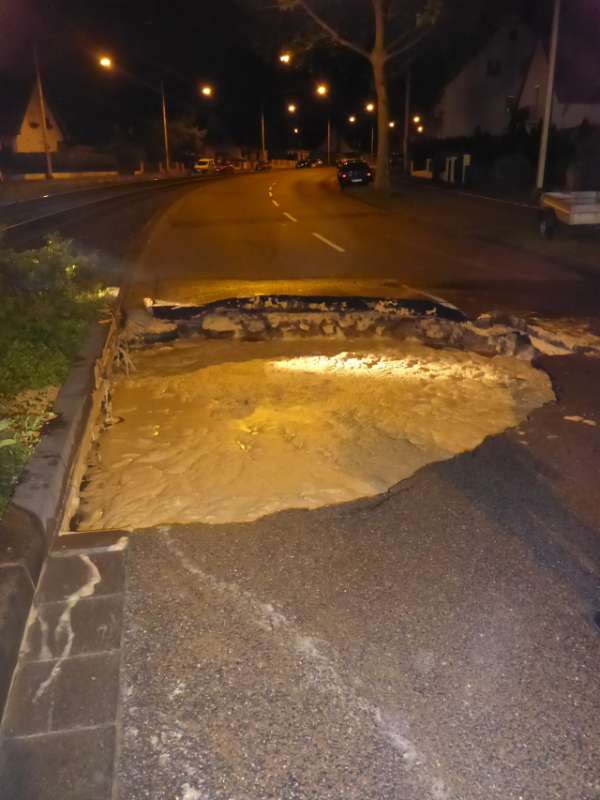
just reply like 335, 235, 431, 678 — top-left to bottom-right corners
295, 0, 371, 60
384, 25, 431, 61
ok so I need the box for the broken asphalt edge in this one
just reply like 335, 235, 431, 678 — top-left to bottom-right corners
0, 314, 120, 715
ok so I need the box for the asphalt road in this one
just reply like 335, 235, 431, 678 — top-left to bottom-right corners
128, 167, 600, 318
2, 170, 599, 800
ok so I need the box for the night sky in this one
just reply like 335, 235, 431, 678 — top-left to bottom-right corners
0, 0, 578, 156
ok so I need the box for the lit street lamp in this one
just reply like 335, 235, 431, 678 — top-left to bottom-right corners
315, 83, 331, 164
389, 120, 396, 128
365, 102, 375, 156
200, 85, 213, 97
413, 114, 421, 124
293, 127, 300, 134
287, 103, 297, 114
417, 125, 424, 134
348, 115, 357, 124
279, 52, 292, 65
97, 55, 172, 172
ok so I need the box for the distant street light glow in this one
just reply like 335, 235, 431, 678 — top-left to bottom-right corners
201, 85, 213, 97
413, 115, 421, 124
417, 125, 424, 133
365, 102, 375, 112
316, 83, 329, 97
279, 52, 292, 65
99, 56, 113, 69
348, 115, 356, 123
287, 103, 297, 113
389, 120, 396, 128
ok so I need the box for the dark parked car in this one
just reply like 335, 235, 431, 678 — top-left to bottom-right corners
337, 159, 373, 187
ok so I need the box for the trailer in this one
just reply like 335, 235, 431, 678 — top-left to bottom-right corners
540, 191, 600, 238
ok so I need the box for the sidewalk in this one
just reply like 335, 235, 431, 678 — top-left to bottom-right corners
349, 178, 600, 278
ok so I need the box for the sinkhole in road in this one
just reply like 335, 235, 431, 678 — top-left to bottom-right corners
76, 337, 554, 531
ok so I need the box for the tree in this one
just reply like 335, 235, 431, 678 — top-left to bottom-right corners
275, 0, 441, 191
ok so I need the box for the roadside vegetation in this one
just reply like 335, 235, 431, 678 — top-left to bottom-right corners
0, 234, 108, 516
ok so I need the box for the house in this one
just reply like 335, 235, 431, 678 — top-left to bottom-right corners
519, 33, 600, 129
0, 79, 65, 155
434, 24, 535, 139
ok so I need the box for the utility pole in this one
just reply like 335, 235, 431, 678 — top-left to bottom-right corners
160, 81, 171, 173
33, 45, 53, 178
260, 107, 267, 161
403, 64, 411, 174
536, 0, 561, 191
327, 117, 331, 165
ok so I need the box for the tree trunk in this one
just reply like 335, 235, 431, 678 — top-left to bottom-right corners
371, 0, 390, 192
372, 53, 390, 192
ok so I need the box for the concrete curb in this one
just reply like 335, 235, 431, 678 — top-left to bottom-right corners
0, 316, 119, 714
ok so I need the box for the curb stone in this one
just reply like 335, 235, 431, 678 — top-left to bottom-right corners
0, 316, 118, 715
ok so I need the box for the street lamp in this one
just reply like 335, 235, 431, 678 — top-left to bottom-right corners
365, 102, 375, 156
287, 103, 297, 114
389, 120, 396, 128
413, 115, 421, 124
200, 85, 213, 97
279, 52, 292, 65
417, 125, 424, 134
293, 127, 300, 134
97, 55, 171, 172
348, 115, 357, 124
315, 83, 331, 164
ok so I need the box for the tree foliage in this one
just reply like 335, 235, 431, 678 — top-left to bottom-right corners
269, 0, 441, 189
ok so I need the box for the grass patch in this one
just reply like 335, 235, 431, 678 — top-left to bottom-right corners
0, 234, 111, 516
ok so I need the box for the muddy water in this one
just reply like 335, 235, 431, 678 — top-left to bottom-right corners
77, 338, 554, 531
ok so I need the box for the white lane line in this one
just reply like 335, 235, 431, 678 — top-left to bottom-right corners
283, 212, 298, 222
312, 232, 346, 253
272, 199, 280, 207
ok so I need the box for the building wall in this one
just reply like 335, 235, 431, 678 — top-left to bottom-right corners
14, 90, 63, 153
435, 25, 534, 139
519, 42, 600, 129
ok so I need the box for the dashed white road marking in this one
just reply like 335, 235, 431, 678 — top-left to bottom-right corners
283, 212, 298, 222
272, 199, 280, 207
312, 232, 346, 253
401, 283, 460, 311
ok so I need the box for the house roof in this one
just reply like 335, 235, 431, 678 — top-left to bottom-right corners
0, 76, 33, 138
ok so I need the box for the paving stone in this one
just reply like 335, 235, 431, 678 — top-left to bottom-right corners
36, 551, 125, 604
0, 505, 46, 585
22, 594, 124, 663
0, 566, 33, 712
2, 651, 120, 737
0, 724, 115, 800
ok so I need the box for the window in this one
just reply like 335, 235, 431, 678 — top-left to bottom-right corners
487, 59, 502, 77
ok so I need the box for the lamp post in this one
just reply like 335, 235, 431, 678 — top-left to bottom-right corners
98, 55, 172, 173
365, 102, 375, 158
536, 0, 561, 191
33, 46, 53, 178
316, 83, 331, 165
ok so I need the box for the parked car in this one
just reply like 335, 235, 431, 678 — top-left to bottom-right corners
192, 158, 216, 174
337, 159, 373, 187
216, 160, 235, 174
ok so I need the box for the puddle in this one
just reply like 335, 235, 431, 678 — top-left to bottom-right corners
76, 337, 554, 530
